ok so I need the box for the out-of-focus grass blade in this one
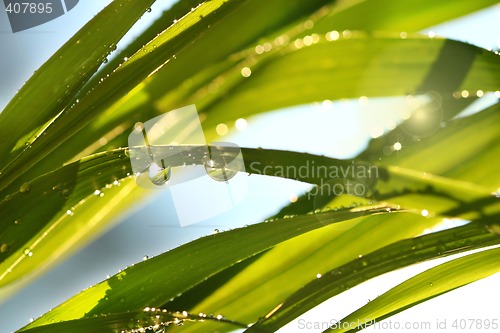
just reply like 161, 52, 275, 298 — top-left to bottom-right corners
198, 37, 499, 129
0, 0, 156, 165
311, 0, 499, 33
328, 246, 500, 333
363, 102, 500, 188
244, 222, 500, 333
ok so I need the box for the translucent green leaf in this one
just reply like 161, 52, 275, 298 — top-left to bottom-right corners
245, 222, 500, 332
23, 206, 395, 329
328, 246, 500, 333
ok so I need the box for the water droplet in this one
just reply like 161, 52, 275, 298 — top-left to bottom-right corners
204, 156, 237, 182
148, 160, 172, 186
0, 244, 8, 253
19, 182, 31, 193
421, 209, 429, 217
134, 122, 144, 132
213, 229, 220, 234
66, 210, 74, 216
255, 45, 265, 54
103, 58, 108, 64
241, 67, 252, 78
61, 189, 71, 198
93, 190, 101, 196
303, 35, 314, 46
216, 123, 228, 136
23, 248, 33, 257
234, 118, 247, 131
326, 30, 339, 41
146, 7, 152, 12
316, 273, 322, 279
143, 255, 149, 261
342, 30, 352, 39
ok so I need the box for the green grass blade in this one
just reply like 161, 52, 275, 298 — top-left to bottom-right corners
23, 206, 396, 329
0, 0, 156, 164
199, 38, 498, 129
244, 222, 500, 332
327, 246, 500, 333
311, 0, 499, 33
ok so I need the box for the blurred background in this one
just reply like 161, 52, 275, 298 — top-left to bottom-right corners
0, 2, 499, 332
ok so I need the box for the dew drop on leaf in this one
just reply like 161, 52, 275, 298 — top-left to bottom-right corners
0, 243, 8, 253
19, 182, 31, 193
204, 159, 237, 182
148, 160, 172, 186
